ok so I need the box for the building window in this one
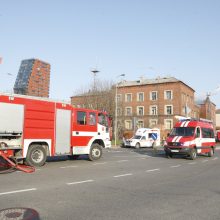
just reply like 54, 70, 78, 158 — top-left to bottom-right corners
117, 107, 122, 116
164, 119, 173, 130
117, 94, 122, 102
137, 106, 144, 116
125, 93, 132, 102
125, 120, 132, 130
149, 119, 158, 127
165, 105, 173, 115
137, 92, 144, 102
137, 120, 144, 128
150, 91, 158, 101
164, 90, 172, 100
125, 107, 132, 116
150, 105, 158, 115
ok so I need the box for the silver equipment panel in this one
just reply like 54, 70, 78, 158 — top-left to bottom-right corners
0, 103, 24, 133
55, 109, 71, 154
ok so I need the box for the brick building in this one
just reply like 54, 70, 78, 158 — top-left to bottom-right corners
196, 96, 216, 127
216, 109, 220, 130
71, 76, 217, 139
116, 77, 200, 137
14, 58, 50, 97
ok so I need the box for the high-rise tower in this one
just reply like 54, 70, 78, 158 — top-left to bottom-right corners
14, 58, 50, 97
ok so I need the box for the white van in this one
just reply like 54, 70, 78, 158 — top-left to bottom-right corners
125, 128, 160, 148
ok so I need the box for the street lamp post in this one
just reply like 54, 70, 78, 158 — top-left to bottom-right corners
91, 68, 99, 92
115, 74, 125, 146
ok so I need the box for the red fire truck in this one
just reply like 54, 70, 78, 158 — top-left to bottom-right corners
164, 118, 216, 159
0, 93, 111, 167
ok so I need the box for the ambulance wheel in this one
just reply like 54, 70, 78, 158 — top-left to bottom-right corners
88, 144, 102, 161
189, 148, 197, 160
135, 143, 140, 149
208, 147, 214, 157
25, 145, 47, 167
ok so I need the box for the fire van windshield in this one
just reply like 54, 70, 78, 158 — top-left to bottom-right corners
170, 127, 195, 137
133, 135, 142, 139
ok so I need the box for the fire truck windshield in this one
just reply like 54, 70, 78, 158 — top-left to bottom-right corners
170, 127, 195, 137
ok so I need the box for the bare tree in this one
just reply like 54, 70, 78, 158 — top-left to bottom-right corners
72, 79, 115, 117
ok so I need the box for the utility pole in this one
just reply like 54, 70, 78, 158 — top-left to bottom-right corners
115, 74, 125, 146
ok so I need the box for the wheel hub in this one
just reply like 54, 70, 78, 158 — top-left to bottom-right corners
92, 148, 100, 157
32, 150, 43, 162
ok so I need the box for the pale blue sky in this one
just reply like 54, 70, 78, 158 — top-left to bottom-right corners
0, 0, 220, 107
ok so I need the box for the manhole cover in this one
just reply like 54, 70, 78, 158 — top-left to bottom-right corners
0, 208, 40, 220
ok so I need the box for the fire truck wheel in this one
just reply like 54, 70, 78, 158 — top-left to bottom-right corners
25, 145, 47, 167
189, 148, 197, 160
89, 144, 102, 161
135, 143, 140, 149
208, 147, 214, 157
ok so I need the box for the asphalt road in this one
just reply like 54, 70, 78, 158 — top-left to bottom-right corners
0, 146, 220, 220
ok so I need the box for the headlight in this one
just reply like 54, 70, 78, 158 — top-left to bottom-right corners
183, 142, 190, 147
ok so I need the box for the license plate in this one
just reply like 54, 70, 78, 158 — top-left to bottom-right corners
171, 150, 179, 152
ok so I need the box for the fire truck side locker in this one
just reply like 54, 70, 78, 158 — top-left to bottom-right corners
0, 102, 24, 151
55, 109, 71, 155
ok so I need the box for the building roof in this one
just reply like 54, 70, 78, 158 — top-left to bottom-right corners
117, 76, 195, 91
195, 96, 216, 106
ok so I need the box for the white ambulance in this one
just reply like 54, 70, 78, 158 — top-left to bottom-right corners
125, 128, 160, 148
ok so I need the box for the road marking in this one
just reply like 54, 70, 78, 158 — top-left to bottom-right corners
202, 160, 209, 163
60, 165, 78, 169
117, 160, 129, 163
139, 155, 151, 159
146, 168, 160, 173
0, 188, 37, 196
170, 165, 181, 168
188, 161, 196, 165
212, 157, 218, 160
92, 162, 107, 165
114, 173, 133, 178
67, 180, 94, 185
108, 151, 123, 153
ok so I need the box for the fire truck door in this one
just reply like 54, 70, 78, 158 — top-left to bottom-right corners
195, 127, 202, 153
55, 109, 71, 155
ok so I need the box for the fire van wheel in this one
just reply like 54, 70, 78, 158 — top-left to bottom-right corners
88, 144, 102, 161
208, 147, 214, 157
165, 152, 173, 158
25, 145, 47, 167
189, 148, 197, 160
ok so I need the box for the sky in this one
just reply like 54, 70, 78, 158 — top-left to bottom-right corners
0, 0, 220, 107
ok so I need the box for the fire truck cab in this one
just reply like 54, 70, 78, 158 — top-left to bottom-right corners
0, 93, 111, 167
164, 118, 216, 159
